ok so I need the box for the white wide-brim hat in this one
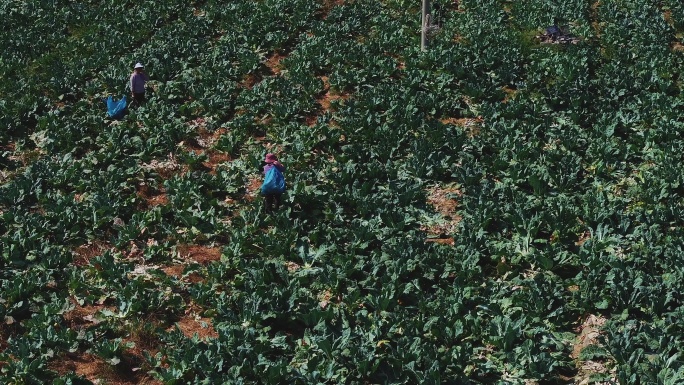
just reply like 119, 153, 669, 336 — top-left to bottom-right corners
134, 63, 144, 69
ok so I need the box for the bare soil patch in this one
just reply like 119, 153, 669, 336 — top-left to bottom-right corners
425, 238, 455, 245
245, 174, 263, 201
137, 183, 168, 207
161, 263, 204, 284
426, 184, 461, 220
316, 88, 348, 113
239, 53, 282, 90
178, 138, 205, 155
241, 73, 261, 89
572, 314, 606, 359
180, 126, 233, 173
205, 151, 232, 174
441, 116, 482, 137
63, 298, 114, 327
317, 76, 350, 112
176, 244, 222, 265
164, 301, 218, 340
305, 76, 350, 126
126, 322, 163, 353
141, 153, 184, 180
572, 314, 616, 384
265, 52, 285, 75
174, 314, 218, 340
49, 352, 161, 385
73, 241, 114, 266
423, 184, 462, 245
161, 264, 185, 279
672, 41, 684, 53
305, 114, 319, 126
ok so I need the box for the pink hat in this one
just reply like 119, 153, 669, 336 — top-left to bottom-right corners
265, 153, 277, 163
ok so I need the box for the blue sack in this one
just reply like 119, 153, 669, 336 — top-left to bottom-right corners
106, 95, 127, 119
261, 167, 286, 195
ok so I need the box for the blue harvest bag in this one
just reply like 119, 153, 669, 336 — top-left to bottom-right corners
261, 167, 286, 195
106, 95, 127, 119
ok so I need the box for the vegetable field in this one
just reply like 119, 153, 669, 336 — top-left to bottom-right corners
2, 0, 684, 383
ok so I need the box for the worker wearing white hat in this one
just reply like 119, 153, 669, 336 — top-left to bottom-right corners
130, 62, 149, 106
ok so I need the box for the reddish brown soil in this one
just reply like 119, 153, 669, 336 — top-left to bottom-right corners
73, 241, 114, 266
239, 52, 284, 90
164, 302, 219, 340
147, 193, 169, 207
137, 183, 168, 207
176, 245, 222, 264
576, 231, 591, 247
178, 127, 233, 173
317, 76, 350, 111
304, 76, 350, 126
245, 174, 263, 201
48, 352, 162, 385
427, 185, 461, 216
56, 306, 161, 383
205, 152, 232, 174
425, 238, 456, 246
265, 53, 285, 75
175, 315, 218, 340
161, 262, 204, 283
440, 116, 482, 137
423, 185, 462, 245
63, 299, 114, 327
161, 264, 185, 279
240, 73, 261, 89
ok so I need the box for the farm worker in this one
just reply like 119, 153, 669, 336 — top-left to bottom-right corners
130, 62, 149, 106
261, 153, 286, 214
